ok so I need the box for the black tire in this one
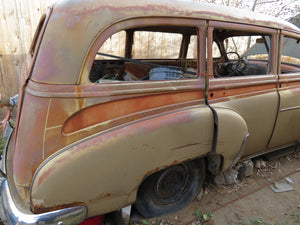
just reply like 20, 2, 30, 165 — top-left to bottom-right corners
134, 158, 206, 218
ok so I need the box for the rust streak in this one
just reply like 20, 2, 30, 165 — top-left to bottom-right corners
63, 91, 204, 134
31, 201, 85, 214
208, 83, 276, 101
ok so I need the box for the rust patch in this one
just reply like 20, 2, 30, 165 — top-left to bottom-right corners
88, 193, 112, 204
145, 167, 160, 178
208, 84, 276, 100
63, 91, 204, 134
31, 201, 85, 214
98, 192, 111, 198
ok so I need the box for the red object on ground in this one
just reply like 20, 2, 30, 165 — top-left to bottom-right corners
79, 215, 104, 225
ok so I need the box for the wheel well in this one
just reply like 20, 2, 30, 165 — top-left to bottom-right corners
140, 157, 207, 186
205, 154, 224, 175
134, 158, 206, 218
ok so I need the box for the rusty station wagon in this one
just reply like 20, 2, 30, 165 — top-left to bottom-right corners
0, 0, 300, 224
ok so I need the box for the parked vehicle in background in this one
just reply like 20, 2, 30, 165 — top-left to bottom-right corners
0, 0, 299, 224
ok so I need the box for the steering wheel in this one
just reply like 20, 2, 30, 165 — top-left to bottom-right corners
215, 52, 247, 77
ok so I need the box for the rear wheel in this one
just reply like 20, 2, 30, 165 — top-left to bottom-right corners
134, 159, 205, 218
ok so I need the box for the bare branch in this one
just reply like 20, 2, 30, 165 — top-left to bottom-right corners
252, 0, 258, 11
274, 1, 297, 17
256, 1, 278, 6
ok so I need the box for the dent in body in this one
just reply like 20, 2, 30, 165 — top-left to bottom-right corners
31, 106, 213, 217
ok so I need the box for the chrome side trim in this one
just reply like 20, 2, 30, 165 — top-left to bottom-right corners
0, 180, 87, 225
280, 105, 300, 112
231, 133, 249, 168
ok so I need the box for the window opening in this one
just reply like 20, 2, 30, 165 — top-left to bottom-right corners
187, 35, 197, 59
212, 29, 271, 78
89, 27, 200, 83
280, 36, 300, 74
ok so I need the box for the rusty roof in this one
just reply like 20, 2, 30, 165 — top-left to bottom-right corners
52, 0, 299, 31
31, 0, 300, 84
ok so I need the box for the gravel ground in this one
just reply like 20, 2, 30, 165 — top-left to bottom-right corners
133, 150, 300, 225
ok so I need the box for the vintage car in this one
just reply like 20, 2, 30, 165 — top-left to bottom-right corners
0, 0, 300, 224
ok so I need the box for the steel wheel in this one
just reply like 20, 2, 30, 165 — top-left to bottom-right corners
134, 159, 205, 218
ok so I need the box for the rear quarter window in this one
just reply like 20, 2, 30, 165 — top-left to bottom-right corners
89, 27, 199, 83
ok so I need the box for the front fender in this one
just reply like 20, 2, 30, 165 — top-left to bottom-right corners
30, 105, 214, 218
214, 107, 249, 171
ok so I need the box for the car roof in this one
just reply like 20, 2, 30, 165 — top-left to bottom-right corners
53, 0, 299, 31
31, 0, 300, 84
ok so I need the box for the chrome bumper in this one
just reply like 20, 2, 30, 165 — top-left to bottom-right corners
0, 180, 87, 225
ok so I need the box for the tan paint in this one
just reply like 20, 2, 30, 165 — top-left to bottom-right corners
2, 0, 299, 219
269, 77, 300, 147
31, 106, 213, 217
210, 86, 279, 158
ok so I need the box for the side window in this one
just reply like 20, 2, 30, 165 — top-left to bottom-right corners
132, 31, 182, 59
212, 41, 221, 58
89, 27, 199, 83
187, 35, 197, 59
212, 29, 271, 77
90, 31, 126, 83
96, 31, 126, 60
280, 36, 300, 74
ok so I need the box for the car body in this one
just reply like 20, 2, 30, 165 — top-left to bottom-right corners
0, 0, 300, 224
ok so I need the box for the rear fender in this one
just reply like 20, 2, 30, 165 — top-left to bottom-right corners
30, 105, 214, 217
214, 107, 249, 171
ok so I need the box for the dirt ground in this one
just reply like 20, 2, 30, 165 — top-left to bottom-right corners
135, 150, 300, 225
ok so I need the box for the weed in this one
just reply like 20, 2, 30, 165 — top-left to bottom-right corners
195, 210, 213, 223
140, 219, 151, 225
290, 213, 300, 223
248, 215, 269, 225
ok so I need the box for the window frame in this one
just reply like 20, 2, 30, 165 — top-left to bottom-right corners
207, 21, 278, 79
80, 17, 206, 85
278, 32, 300, 77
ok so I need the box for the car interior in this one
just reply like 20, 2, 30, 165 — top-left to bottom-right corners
89, 26, 300, 83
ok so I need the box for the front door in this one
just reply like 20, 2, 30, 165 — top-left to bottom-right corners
207, 21, 279, 159
268, 33, 300, 148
